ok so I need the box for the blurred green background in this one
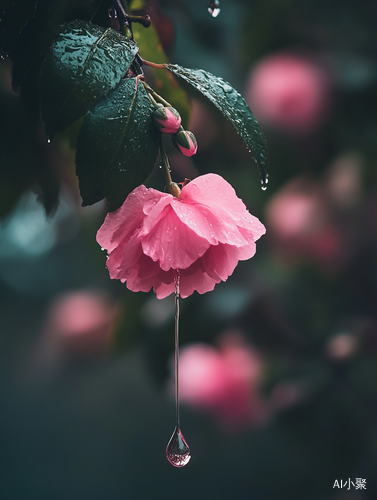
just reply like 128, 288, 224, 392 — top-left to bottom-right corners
1, 0, 377, 498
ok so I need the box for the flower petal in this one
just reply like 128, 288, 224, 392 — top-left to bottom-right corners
201, 244, 240, 281
182, 174, 266, 240
171, 200, 248, 247
179, 268, 217, 298
181, 174, 247, 220
141, 205, 210, 271
97, 185, 159, 252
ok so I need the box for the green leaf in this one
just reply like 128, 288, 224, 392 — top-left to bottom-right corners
132, 22, 191, 128
166, 64, 268, 186
76, 78, 160, 211
40, 20, 139, 139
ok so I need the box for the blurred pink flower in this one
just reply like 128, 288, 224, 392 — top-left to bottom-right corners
265, 178, 342, 266
177, 333, 266, 429
246, 53, 330, 133
44, 290, 119, 358
97, 174, 265, 299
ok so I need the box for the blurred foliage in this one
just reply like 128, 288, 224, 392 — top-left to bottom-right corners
1, 0, 377, 499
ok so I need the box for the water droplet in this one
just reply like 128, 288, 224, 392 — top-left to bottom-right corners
47, 137, 51, 144
108, 6, 117, 18
166, 272, 191, 467
261, 185, 268, 191
166, 426, 191, 467
207, 0, 221, 17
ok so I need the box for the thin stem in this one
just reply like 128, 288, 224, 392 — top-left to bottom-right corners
174, 271, 181, 428
113, 0, 129, 28
139, 56, 167, 70
145, 90, 159, 107
127, 14, 151, 27
159, 137, 173, 185
142, 81, 172, 107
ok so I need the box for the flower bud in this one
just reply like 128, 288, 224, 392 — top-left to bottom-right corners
153, 105, 182, 134
172, 128, 198, 157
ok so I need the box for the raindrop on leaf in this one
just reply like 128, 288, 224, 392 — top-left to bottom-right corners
108, 6, 117, 18
207, 0, 221, 17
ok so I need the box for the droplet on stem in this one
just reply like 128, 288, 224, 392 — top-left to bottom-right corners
207, 0, 221, 17
108, 6, 117, 18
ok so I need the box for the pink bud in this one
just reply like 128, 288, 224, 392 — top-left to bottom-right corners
153, 105, 182, 134
172, 129, 198, 157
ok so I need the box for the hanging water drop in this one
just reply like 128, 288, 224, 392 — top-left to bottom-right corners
166, 271, 191, 467
207, 0, 221, 17
47, 137, 51, 144
166, 426, 191, 467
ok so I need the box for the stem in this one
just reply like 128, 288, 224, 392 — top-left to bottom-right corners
112, 0, 134, 39
145, 89, 159, 107
128, 14, 151, 27
160, 137, 173, 185
174, 271, 181, 428
113, 0, 128, 27
139, 57, 167, 70
142, 82, 172, 107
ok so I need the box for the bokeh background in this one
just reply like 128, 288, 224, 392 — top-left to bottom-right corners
1, 0, 377, 498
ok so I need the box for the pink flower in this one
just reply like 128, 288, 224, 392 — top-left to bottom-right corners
246, 53, 330, 133
97, 173, 265, 299
172, 129, 198, 157
153, 105, 182, 134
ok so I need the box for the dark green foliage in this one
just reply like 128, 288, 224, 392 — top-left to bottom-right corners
40, 20, 139, 139
0, 83, 59, 216
166, 64, 268, 185
76, 78, 160, 211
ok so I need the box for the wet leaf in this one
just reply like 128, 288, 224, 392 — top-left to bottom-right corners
166, 64, 268, 185
76, 78, 160, 211
40, 20, 139, 139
